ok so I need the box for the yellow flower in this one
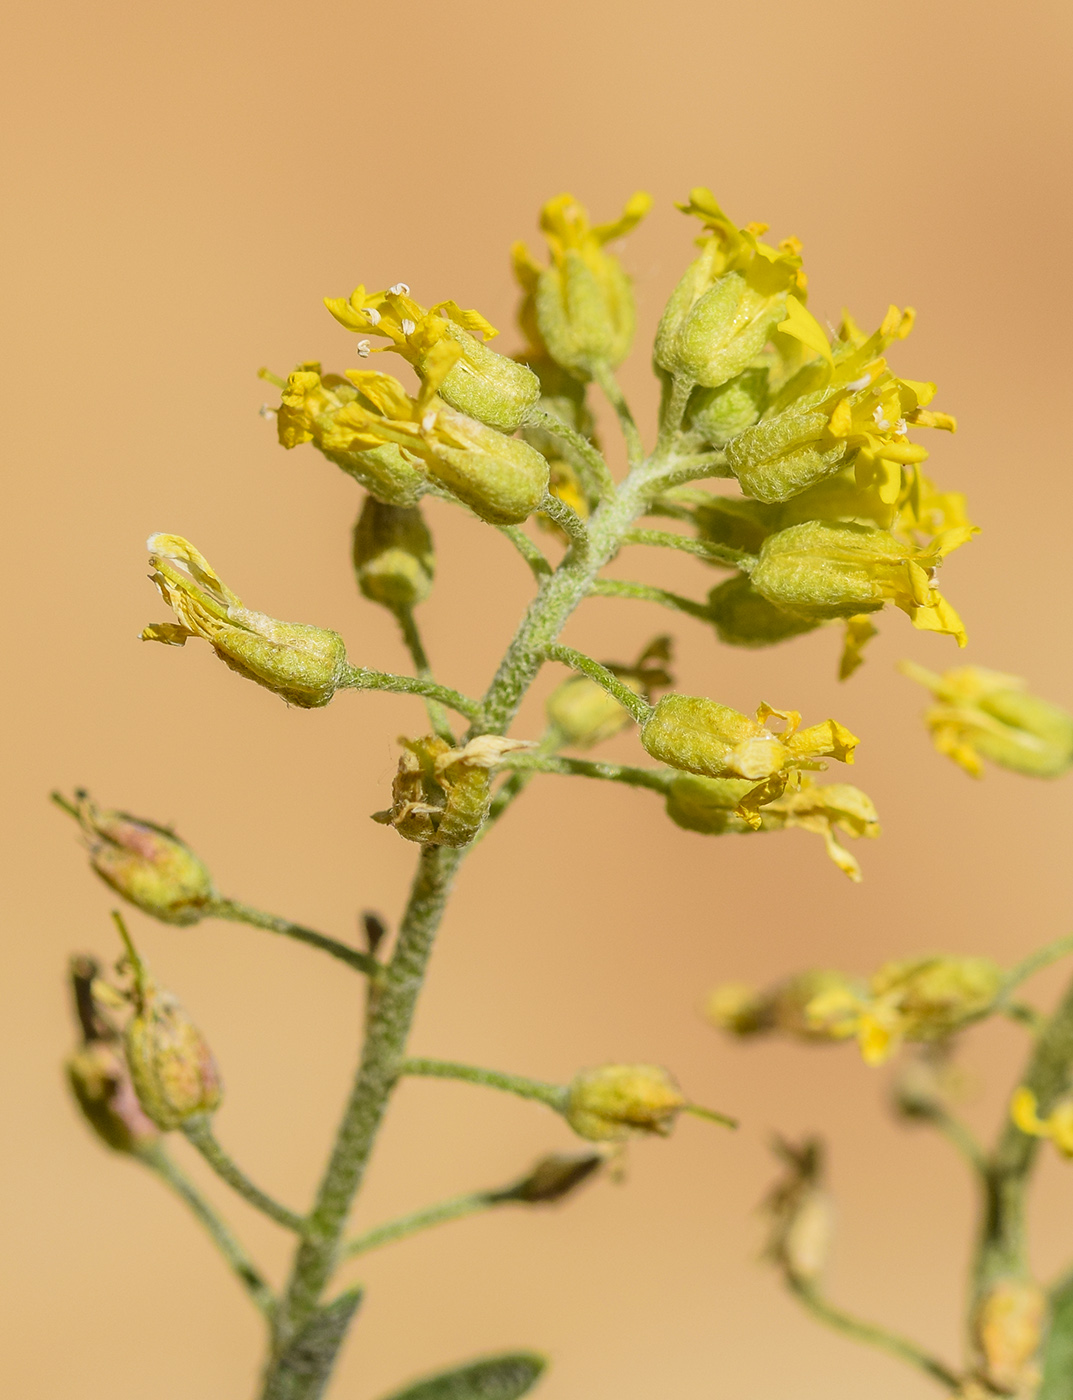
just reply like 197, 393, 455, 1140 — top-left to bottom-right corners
142, 535, 349, 708
323, 285, 540, 432
642, 694, 858, 795
750, 519, 974, 645
336, 343, 550, 525
726, 304, 956, 505
512, 191, 653, 375
809, 956, 1003, 1065
654, 189, 808, 390
899, 662, 1073, 779
269, 361, 427, 507
1011, 1087, 1073, 1157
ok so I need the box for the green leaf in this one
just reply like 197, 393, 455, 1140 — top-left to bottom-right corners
376, 1351, 547, 1400
1040, 1275, 1073, 1400
262, 1289, 363, 1400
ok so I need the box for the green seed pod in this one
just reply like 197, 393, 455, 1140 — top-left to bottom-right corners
352, 498, 434, 610
688, 367, 770, 447
501, 1151, 605, 1204
423, 412, 549, 525
63, 792, 215, 926
694, 496, 782, 555
665, 773, 758, 834
420, 323, 540, 433
66, 1040, 161, 1154
725, 396, 848, 503
125, 983, 222, 1131
565, 1064, 686, 1142
707, 575, 819, 649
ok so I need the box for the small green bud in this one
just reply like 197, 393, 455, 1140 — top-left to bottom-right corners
725, 396, 848, 503
143, 535, 350, 708
900, 662, 1073, 779
665, 774, 758, 834
641, 695, 857, 783
374, 735, 533, 848
565, 1064, 686, 1142
120, 934, 222, 1131
429, 322, 541, 433
501, 1150, 605, 1204
422, 411, 550, 526
659, 268, 791, 390
705, 983, 775, 1035
688, 367, 769, 447
60, 791, 215, 926
513, 192, 652, 377
693, 496, 781, 555
352, 498, 434, 610
707, 575, 819, 649
871, 956, 1004, 1041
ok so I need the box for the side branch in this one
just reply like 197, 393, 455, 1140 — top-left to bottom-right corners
538, 492, 591, 555
525, 404, 616, 500
212, 899, 380, 978
342, 1189, 499, 1260
400, 1057, 568, 1112
787, 1278, 962, 1390
497, 525, 553, 579
589, 577, 713, 623
620, 528, 755, 571
391, 604, 455, 742
183, 1117, 306, 1233
342, 667, 480, 720
542, 644, 653, 724
590, 361, 644, 469
500, 752, 673, 794
144, 1146, 276, 1317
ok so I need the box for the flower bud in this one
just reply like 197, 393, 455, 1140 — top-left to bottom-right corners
352, 498, 434, 610
665, 775, 758, 834
143, 535, 349, 708
693, 495, 780, 555
642, 695, 857, 784
900, 662, 1073, 779
374, 735, 533, 848
324, 288, 541, 432
706, 575, 819, 649
751, 520, 972, 645
59, 791, 215, 926
972, 1280, 1045, 1395
66, 1041, 161, 1154
705, 983, 774, 1036
512, 192, 652, 376
688, 367, 769, 447
565, 1064, 686, 1142
654, 190, 808, 390
546, 637, 672, 749
871, 956, 1002, 1040
123, 960, 222, 1131
500, 1151, 605, 1204
763, 1137, 832, 1284
272, 364, 427, 507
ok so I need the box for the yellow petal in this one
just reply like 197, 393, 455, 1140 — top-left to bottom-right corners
777, 295, 833, 366
1011, 1087, 1047, 1137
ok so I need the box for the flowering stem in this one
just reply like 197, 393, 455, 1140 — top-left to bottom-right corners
542, 645, 653, 725
392, 604, 456, 742
620, 527, 755, 570
645, 452, 732, 492
786, 1277, 962, 1390
525, 403, 616, 500
1002, 932, 1073, 998
589, 577, 713, 621
143, 1144, 276, 1317
182, 1116, 306, 1233
538, 492, 591, 555
973, 971, 1073, 1298
212, 899, 381, 978
342, 1188, 503, 1260
400, 1057, 569, 1113
499, 752, 674, 794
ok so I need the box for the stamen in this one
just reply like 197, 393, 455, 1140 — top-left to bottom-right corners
873, 405, 891, 431
389, 282, 410, 296
894, 418, 907, 436
364, 307, 382, 326
846, 373, 870, 391
401, 318, 416, 336
357, 340, 372, 358
258, 404, 277, 419
421, 411, 436, 431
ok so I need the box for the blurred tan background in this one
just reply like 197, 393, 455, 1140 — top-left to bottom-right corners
4, 0, 1073, 1395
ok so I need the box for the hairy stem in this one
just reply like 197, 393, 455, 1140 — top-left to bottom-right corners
538, 492, 591, 555
343, 666, 479, 720
392, 605, 455, 742
497, 525, 553, 580
500, 752, 674, 794
212, 899, 380, 978
787, 1278, 962, 1390
591, 361, 644, 468
144, 1145, 276, 1317
589, 577, 713, 622
183, 1117, 305, 1232
543, 644, 652, 725
525, 403, 616, 500
342, 1188, 501, 1259
620, 527, 755, 571
400, 1057, 568, 1112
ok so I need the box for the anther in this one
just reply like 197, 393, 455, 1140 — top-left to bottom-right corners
401, 318, 416, 336
846, 374, 870, 391
364, 307, 382, 326
357, 340, 372, 358
389, 282, 410, 296
258, 404, 277, 419
421, 411, 436, 431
